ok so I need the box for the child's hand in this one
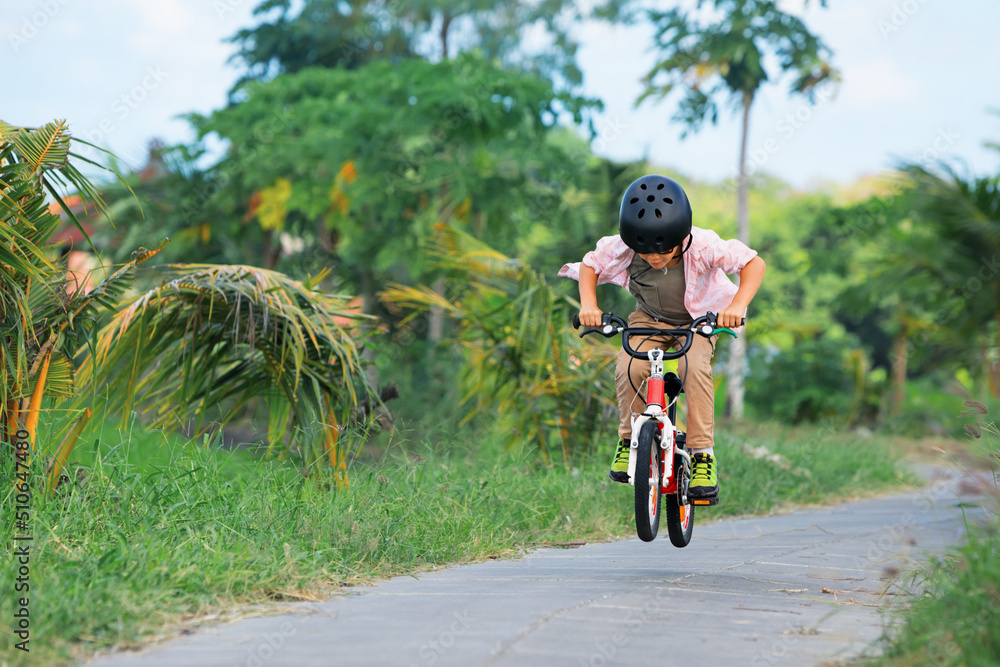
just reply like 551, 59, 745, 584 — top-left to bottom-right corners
578, 305, 603, 328
717, 304, 745, 329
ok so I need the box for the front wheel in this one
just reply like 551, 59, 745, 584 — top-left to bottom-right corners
634, 421, 661, 542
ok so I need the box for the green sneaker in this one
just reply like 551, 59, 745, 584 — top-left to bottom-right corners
609, 439, 630, 483
689, 452, 719, 500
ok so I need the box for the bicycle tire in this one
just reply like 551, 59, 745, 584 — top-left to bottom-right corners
665, 490, 694, 548
634, 421, 661, 542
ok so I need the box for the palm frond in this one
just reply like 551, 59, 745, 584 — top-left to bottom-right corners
77, 264, 376, 467
1, 120, 71, 176
378, 283, 464, 323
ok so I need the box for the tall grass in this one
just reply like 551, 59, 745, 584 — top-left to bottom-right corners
869, 527, 1000, 666
1, 419, 908, 666
867, 404, 1000, 666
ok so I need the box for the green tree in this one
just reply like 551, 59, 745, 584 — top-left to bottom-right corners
229, 0, 636, 91
189, 54, 599, 317
226, 0, 416, 94
638, 0, 838, 418
815, 165, 998, 421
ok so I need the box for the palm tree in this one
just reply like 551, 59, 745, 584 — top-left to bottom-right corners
1, 119, 111, 452
903, 161, 1000, 396
1, 120, 374, 487
637, 0, 837, 418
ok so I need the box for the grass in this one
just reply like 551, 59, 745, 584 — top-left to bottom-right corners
712, 420, 909, 517
0, 418, 911, 666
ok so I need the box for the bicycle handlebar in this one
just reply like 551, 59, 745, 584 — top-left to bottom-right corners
571, 311, 743, 361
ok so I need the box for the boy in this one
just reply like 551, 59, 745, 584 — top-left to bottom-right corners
559, 175, 765, 502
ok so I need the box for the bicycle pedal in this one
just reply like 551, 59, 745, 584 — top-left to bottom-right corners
691, 496, 719, 506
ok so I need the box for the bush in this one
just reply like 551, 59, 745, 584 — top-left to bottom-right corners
880, 376, 966, 437
747, 336, 854, 423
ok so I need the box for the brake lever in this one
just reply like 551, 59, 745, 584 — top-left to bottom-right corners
600, 311, 615, 334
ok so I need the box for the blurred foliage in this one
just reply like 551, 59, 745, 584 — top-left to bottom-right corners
381, 225, 617, 460
746, 336, 854, 424
75, 264, 375, 477
226, 0, 416, 93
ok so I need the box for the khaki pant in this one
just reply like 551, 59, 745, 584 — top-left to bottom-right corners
615, 309, 717, 449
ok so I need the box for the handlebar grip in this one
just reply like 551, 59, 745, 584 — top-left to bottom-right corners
573, 312, 612, 329
706, 311, 746, 327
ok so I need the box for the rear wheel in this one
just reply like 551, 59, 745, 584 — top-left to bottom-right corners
666, 450, 694, 547
665, 494, 694, 547
634, 421, 661, 542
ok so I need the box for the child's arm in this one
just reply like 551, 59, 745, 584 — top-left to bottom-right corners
718, 256, 766, 328
578, 264, 603, 327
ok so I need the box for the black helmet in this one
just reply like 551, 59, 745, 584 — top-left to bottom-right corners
618, 175, 692, 254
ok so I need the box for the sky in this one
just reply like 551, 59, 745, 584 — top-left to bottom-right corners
2, 0, 999, 190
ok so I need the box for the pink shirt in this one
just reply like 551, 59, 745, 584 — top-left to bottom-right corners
558, 226, 758, 324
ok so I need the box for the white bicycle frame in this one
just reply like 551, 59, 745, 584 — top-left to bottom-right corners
625, 348, 692, 502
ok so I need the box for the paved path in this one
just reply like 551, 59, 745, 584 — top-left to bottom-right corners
89, 467, 992, 667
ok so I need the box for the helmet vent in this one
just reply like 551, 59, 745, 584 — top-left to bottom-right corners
647, 195, 655, 202
637, 208, 645, 219
663, 197, 673, 204
655, 209, 662, 218
656, 236, 664, 244
656, 183, 665, 190
640, 183, 647, 190
637, 235, 645, 243
630, 197, 639, 204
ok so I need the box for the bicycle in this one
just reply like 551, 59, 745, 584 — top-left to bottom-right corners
572, 311, 739, 547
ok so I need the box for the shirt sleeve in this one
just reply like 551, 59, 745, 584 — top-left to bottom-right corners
558, 235, 633, 287
697, 227, 758, 275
